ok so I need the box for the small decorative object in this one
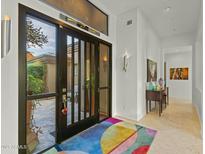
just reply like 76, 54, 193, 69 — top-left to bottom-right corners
156, 84, 161, 91
158, 78, 163, 88
1, 15, 11, 58
153, 82, 157, 91
148, 82, 152, 90
170, 67, 188, 80
122, 50, 130, 72
147, 59, 157, 82
148, 82, 155, 91
146, 82, 150, 90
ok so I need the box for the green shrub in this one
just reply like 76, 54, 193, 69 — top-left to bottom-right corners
28, 74, 44, 94
27, 63, 45, 94
27, 64, 45, 79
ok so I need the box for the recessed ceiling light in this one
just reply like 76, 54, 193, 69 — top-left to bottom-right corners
164, 7, 171, 12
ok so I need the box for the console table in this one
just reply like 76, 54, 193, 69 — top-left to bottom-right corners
146, 87, 169, 116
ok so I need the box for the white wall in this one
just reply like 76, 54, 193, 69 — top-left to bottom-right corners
192, 4, 203, 128
136, 9, 162, 120
164, 49, 192, 101
116, 8, 138, 120
1, 0, 117, 153
116, 8, 161, 121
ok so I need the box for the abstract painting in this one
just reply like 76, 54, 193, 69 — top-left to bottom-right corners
147, 59, 157, 82
170, 67, 189, 80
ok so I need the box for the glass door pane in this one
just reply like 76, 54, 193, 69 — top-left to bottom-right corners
99, 89, 109, 120
26, 15, 56, 153
80, 40, 86, 120
26, 15, 57, 95
99, 43, 110, 121
85, 42, 91, 118
74, 38, 79, 123
67, 35, 72, 126
91, 43, 96, 116
26, 97, 56, 153
99, 44, 109, 87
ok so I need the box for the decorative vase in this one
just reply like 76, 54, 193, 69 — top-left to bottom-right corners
158, 78, 163, 88
148, 82, 153, 90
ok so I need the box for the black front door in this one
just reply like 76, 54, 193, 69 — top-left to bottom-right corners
19, 5, 112, 153
57, 27, 99, 142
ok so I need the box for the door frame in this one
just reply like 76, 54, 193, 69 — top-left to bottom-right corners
19, 4, 112, 154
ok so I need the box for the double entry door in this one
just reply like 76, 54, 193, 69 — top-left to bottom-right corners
19, 8, 111, 153
57, 27, 111, 142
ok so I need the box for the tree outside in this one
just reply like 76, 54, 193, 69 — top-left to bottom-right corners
26, 18, 48, 95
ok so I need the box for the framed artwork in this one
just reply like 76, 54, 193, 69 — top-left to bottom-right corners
170, 67, 189, 80
147, 59, 157, 82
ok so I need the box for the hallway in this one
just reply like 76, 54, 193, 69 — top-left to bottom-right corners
116, 101, 202, 154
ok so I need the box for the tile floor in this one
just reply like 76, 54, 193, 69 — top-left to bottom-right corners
116, 99, 202, 154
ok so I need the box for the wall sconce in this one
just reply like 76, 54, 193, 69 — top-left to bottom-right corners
1, 15, 11, 58
122, 51, 130, 72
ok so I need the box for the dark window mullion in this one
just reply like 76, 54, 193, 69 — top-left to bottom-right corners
71, 37, 75, 124
95, 43, 99, 117
84, 42, 87, 119
99, 87, 110, 89
27, 92, 56, 100
89, 42, 92, 117
108, 45, 112, 117
78, 40, 81, 122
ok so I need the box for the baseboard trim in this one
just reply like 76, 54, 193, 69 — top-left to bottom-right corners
137, 113, 146, 121
193, 103, 203, 139
169, 97, 192, 103
114, 114, 138, 122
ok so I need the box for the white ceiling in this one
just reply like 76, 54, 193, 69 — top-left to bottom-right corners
98, 0, 201, 38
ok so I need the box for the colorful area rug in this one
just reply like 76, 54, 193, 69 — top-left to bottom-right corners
44, 118, 157, 154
